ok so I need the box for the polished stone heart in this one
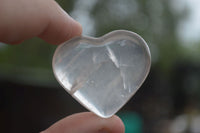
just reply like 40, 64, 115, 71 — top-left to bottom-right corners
52, 30, 151, 118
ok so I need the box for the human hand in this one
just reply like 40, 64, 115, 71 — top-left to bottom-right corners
0, 0, 82, 44
41, 112, 125, 133
0, 0, 125, 132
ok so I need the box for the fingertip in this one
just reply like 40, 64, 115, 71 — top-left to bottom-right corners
61, 17, 83, 43
75, 112, 125, 133
99, 115, 125, 133
38, 1, 82, 45
73, 20, 83, 37
110, 115, 125, 133
38, 17, 82, 45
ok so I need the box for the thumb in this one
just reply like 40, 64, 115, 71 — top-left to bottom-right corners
41, 112, 125, 133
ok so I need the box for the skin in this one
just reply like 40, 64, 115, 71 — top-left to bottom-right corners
0, 0, 82, 44
0, 0, 125, 132
41, 112, 125, 133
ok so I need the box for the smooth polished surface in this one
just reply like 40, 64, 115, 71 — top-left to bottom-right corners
53, 30, 151, 118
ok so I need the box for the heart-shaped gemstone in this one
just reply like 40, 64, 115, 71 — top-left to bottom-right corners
52, 30, 151, 118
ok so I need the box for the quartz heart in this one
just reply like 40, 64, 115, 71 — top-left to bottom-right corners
52, 30, 151, 118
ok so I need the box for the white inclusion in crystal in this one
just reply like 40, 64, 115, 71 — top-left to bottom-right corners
106, 46, 120, 68
73, 91, 102, 117
61, 77, 72, 91
106, 45, 128, 91
121, 94, 125, 98
120, 40, 127, 47
128, 87, 132, 93
120, 71, 127, 90
70, 76, 88, 95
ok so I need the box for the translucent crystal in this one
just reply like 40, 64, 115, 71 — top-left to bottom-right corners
53, 30, 151, 118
